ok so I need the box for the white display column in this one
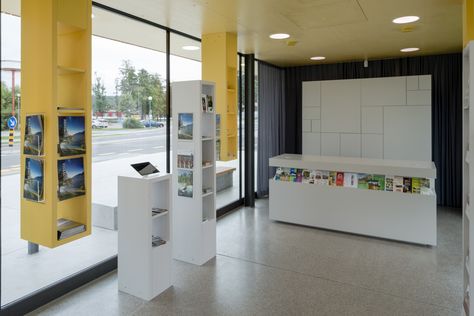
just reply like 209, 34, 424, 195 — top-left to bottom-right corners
117, 173, 172, 300
171, 80, 216, 265
463, 40, 474, 316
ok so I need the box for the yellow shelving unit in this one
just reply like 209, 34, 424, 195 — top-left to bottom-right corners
202, 32, 238, 161
20, 0, 92, 248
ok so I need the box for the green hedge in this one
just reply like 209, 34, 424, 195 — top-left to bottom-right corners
122, 118, 144, 129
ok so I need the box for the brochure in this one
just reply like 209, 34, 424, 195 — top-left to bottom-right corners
394, 176, 404, 192
385, 175, 394, 192
344, 173, 358, 188
403, 177, 412, 193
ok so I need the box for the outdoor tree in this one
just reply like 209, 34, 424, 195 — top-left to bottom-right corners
92, 75, 110, 114
117, 60, 139, 114
116, 60, 166, 119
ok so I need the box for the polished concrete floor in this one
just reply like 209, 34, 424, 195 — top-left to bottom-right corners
29, 199, 462, 316
1, 152, 240, 304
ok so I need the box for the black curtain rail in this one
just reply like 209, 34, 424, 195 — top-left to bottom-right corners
91, 1, 201, 43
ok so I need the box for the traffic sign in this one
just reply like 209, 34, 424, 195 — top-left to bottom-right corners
7, 116, 17, 129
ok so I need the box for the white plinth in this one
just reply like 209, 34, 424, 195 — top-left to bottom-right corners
118, 173, 172, 300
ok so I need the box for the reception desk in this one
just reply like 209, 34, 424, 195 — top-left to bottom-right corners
269, 154, 437, 245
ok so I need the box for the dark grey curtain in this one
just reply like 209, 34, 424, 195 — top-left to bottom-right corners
283, 53, 462, 208
257, 62, 286, 197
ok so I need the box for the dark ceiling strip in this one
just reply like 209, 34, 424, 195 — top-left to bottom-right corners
91, 1, 201, 43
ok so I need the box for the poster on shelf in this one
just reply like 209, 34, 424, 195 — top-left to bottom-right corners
24, 115, 44, 156
206, 95, 214, 112
58, 157, 85, 201
178, 169, 193, 198
177, 151, 194, 169
24, 157, 44, 202
58, 116, 86, 156
201, 94, 208, 112
178, 113, 193, 140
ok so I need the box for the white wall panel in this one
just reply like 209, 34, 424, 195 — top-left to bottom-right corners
303, 107, 321, 119
303, 119, 311, 132
361, 77, 406, 106
321, 133, 340, 156
362, 134, 383, 159
361, 107, 383, 134
302, 81, 321, 107
311, 120, 321, 132
340, 134, 361, 157
407, 76, 419, 90
407, 90, 431, 106
383, 106, 431, 161
303, 133, 321, 155
302, 75, 431, 161
321, 80, 360, 133
419, 75, 432, 90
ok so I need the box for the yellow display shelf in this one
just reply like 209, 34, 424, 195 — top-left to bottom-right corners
202, 32, 238, 161
20, 0, 92, 248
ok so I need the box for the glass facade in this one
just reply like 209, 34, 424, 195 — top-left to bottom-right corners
0, 2, 247, 309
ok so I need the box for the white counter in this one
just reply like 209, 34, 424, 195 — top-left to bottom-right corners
269, 154, 437, 245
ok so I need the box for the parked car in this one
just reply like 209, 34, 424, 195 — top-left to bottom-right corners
141, 120, 164, 128
92, 118, 108, 129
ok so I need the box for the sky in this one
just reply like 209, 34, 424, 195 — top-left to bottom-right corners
27, 115, 43, 134
63, 116, 85, 135
60, 158, 84, 178
179, 113, 193, 126
27, 158, 42, 178
1, 13, 202, 94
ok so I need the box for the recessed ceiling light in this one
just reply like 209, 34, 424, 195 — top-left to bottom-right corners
182, 45, 200, 51
392, 16, 420, 24
310, 56, 326, 61
400, 47, 420, 52
269, 33, 290, 40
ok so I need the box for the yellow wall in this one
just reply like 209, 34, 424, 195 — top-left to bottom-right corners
464, 0, 474, 46
202, 32, 238, 161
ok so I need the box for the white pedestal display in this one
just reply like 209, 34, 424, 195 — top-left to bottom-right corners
117, 173, 172, 300
269, 154, 437, 246
171, 80, 216, 265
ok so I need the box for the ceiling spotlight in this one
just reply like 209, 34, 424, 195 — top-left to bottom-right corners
310, 56, 326, 61
182, 45, 200, 51
392, 16, 420, 24
400, 47, 420, 52
269, 33, 290, 40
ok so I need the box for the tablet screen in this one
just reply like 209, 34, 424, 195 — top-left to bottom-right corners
131, 162, 159, 176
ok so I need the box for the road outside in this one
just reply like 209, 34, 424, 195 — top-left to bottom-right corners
1, 123, 168, 176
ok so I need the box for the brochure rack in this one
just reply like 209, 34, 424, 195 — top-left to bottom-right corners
171, 81, 217, 265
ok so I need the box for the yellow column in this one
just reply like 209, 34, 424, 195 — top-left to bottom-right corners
464, 0, 474, 46
202, 33, 238, 161
21, 0, 92, 248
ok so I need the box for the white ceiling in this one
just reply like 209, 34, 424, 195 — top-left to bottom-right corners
1, 0, 463, 66
94, 0, 463, 66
